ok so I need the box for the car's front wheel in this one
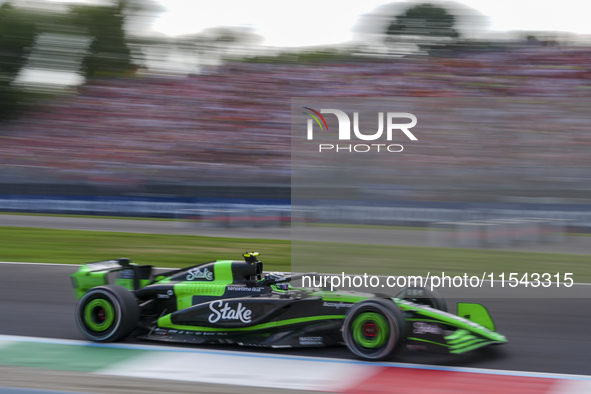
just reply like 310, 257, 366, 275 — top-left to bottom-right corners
343, 299, 405, 361
75, 285, 139, 342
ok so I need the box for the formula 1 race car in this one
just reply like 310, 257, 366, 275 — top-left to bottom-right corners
71, 253, 507, 361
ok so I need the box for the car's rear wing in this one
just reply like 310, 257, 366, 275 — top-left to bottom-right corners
71, 258, 153, 299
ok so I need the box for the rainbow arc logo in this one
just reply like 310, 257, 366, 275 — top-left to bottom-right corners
302, 107, 329, 132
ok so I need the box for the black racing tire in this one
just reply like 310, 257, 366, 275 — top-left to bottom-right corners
394, 286, 448, 312
75, 285, 139, 342
343, 299, 406, 361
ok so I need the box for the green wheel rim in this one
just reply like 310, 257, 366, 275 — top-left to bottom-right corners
84, 298, 115, 332
351, 312, 390, 349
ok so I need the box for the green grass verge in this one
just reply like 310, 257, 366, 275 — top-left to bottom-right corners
1, 227, 590, 282
0, 227, 289, 270
291, 241, 591, 281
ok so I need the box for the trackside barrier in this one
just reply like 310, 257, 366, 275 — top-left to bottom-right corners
0, 199, 290, 222
430, 221, 509, 248
306, 206, 588, 229
0, 198, 196, 217
429, 218, 569, 248
178, 208, 291, 228
0, 198, 585, 232
516, 218, 568, 243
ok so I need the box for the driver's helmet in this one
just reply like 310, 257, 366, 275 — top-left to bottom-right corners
265, 272, 289, 291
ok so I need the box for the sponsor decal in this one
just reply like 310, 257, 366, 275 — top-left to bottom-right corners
86, 260, 121, 270
226, 286, 263, 292
413, 322, 443, 335
299, 336, 324, 345
323, 301, 354, 309
209, 301, 253, 323
157, 289, 175, 299
186, 267, 214, 281
407, 344, 428, 351
118, 269, 134, 279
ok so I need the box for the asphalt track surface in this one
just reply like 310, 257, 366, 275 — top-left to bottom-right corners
1, 263, 591, 377
2, 214, 591, 254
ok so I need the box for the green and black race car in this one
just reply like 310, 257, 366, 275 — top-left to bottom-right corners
71, 252, 507, 361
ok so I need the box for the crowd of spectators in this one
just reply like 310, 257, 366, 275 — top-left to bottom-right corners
1, 46, 591, 200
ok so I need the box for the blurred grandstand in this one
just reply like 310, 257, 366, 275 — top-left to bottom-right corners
1, 46, 591, 204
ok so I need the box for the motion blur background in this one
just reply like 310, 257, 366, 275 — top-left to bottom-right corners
1, 0, 591, 273
2, 2, 591, 393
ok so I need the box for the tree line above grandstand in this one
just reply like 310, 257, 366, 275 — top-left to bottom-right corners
0, 0, 157, 120
0, 1, 469, 120
0, 1, 566, 122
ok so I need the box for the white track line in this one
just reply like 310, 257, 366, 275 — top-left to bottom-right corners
0, 334, 590, 382
0, 261, 81, 267
2, 261, 591, 286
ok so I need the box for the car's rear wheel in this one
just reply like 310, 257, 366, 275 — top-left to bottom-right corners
75, 285, 139, 342
395, 286, 447, 312
343, 299, 405, 361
